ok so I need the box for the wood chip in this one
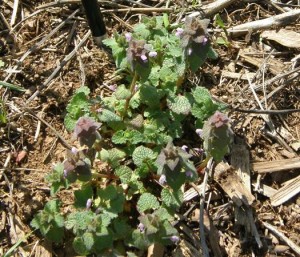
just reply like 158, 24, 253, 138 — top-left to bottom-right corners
215, 163, 255, 206
270, 175, 300, 206
261, 29, 300, 49
251, 157, 300, 173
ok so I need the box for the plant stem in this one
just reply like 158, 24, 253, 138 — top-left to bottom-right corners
122, 71, 138, 119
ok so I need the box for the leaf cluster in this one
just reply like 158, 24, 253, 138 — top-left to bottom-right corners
32, 15, 233, 256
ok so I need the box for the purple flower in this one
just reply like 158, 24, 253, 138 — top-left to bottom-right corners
209, 111, 230, 128
193, 147, 203, 154
185, 170, 193, 178
140, 54, 148, 62
86, 199, 92, 209
138, 223, 145, 232
158, 174, 167, 185
203, 37, 208, 45
187, 48, 192, 56
181, 145, 188, 152
175, 28, 184, 37
170, 235, 180, 243
195, 128, 203, 137
125, 32, 132, 42
107, 84, 117, 91
71, 147, 78, 154
63, 169, 68, 178
134, 84, 139, 92
149, 51, 157, 58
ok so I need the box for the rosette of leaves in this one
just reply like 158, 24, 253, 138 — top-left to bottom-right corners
74, 116, 101, 147
156, 141, 197, 190
201, 111, 233, 162
63, 148, 92, 182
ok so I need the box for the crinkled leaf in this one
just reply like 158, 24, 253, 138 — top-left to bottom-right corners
115, 84, 131, 100
99, 109, 122, 123
115, 165, 133, 184
132, 146, 157, 166
65, 211, 94, 233
73, 236, 89, 256
82, 232, 94, 251
45, 162, 68, 195
167, 95, 191, 115
137, 193, 160, 212
139, 84, 161, 108
97, 185, 125, 215
161, 188, 183, 210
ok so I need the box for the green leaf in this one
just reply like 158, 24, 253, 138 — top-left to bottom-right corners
214, 13, 226, 29
115, 84, 131, 100
133, 23, 151, 39
139, 84, 161, 108
73, 236, 89, 255
137, 193, 160, 212
0, 81, 25, 92
64, 114, 77, 131
82, 232, 94, 251
207, 46, 219, 59
99, 109, 122, 123
112, 218, 131, 240
167, 95, 191, 115
30, 200, 64, 243
75, 85, 90, 95
187, 43, 210, 72
45, 162, 68, 195
161, 188, 183, 210
65, 211, 94, 233
97, 185, 125, 215
112, 129, 144, 145
74, 184, 93, 208
115, 166, 133, 184
99, 148, 126, 168
132, 146, 157, 166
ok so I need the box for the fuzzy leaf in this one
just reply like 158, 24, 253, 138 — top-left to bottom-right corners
99, 148, 126, 168
115, 84, 131, 100
45, 162, 68, 195
73, 236, 89, 255
112, 129, 144, 145
137, 193, 160, 212
82, 232, 94, 251
115, 165, 133, 184
167, 95, 191, 115
99, 109, 122, 123
65, 211, 94, 233
161, 188, 183, 210
139, 84, 161, 108
132, 146, 157, 166
97, 185, 125, 215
